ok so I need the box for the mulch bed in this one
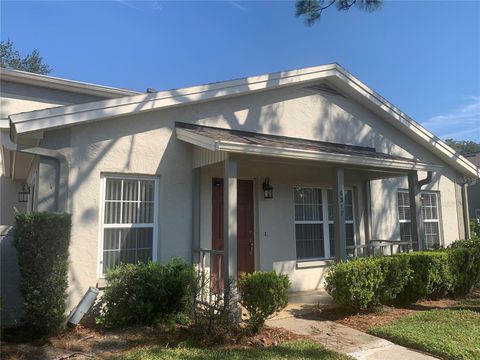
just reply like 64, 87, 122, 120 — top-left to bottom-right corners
317, 294, 477, 333
1, 322, 309, 360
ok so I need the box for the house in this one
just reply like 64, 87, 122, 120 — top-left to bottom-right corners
465, 152, 480, 221
1, 64, 479, 323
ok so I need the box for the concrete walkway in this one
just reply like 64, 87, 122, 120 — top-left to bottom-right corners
266, 290, 437, 360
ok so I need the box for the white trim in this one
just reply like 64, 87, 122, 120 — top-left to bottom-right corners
176, 128, 218, 151
8, 63, 479, 178
178, 130, 441, 172
0, 67, 140, 98
97, 174, 159, 277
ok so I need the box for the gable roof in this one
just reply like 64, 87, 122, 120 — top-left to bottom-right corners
0, 67, 141, 98
7, 63, 480, 179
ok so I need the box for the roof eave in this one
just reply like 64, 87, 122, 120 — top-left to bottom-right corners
0, 67, 141, 98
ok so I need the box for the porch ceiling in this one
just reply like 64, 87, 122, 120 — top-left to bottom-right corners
175, 122, 442, 173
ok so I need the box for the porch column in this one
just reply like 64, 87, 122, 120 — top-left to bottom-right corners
408, 172, 425, 251
361, 179, 372, 256
333, 168, 347, 261
192, 167, 200, 264
223, 158, 237, 289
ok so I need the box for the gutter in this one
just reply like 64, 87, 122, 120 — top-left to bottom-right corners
1, 130, 69, 212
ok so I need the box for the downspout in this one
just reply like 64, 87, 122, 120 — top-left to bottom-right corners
418, 171, 433, 189
1, 130, 69, 212
461, 183, 470, 239
415, 171, 433, 251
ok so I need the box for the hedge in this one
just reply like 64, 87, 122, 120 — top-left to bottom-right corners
99, 258, 196, 327
325, 238, 480, 311
13, 212, 71, 336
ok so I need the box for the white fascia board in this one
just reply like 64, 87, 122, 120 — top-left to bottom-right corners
0, 119, 9, 129
331, 67, 480, 179
10, 64, 339, 134
0, 67, 140, 98
175, 128, 218, 151
216, 141, 443, 172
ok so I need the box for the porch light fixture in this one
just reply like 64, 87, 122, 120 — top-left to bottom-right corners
262, 178, 273, 199
18, 183, 30, 203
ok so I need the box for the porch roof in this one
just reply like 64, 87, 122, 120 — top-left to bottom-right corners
175, 122, 442, 172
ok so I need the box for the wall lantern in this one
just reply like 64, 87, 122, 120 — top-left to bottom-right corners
18, 183, 30, 203
262, 178, 273, 199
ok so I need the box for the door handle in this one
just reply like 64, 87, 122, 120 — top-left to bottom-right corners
250, 239, 254, 255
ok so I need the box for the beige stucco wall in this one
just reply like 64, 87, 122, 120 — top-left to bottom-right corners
0, 81, 107, 120
17, 83, 468, 305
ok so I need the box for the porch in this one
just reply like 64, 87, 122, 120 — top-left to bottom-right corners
176, 122, 441, 293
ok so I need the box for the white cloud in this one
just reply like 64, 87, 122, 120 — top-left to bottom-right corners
114, 0, 163, 12
228, 1, 248, 12
421, 96, 480, 141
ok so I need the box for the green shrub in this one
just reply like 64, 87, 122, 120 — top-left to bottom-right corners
325, 256, 412, 311
398, 252, 453, 302
238, 271, 290, 333
449, 236, 480, 250
470, 219, 480, 237
99, 258, 196, 327
447, 238, 480, 294
378, 256, 413, 304
326, 243, 480, 312
13, 212, 71, 337
325, 258, 384, 311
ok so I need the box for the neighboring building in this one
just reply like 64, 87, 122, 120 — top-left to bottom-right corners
464, 152, 480, 220
1, 64, 479, 324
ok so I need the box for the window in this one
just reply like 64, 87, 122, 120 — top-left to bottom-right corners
421, 192, 440, 249
294, 187, 324, 259
294, 187, 355, 260
397, 192, 412, 243
397, 191, 440, 249
101, 176, 158, 275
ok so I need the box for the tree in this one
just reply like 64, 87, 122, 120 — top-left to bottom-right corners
445, 139, 480, 155
0, 39, 51, 74
296, 0, 383, 26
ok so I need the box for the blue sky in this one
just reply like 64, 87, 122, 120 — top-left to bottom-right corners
1, 0, 479, 141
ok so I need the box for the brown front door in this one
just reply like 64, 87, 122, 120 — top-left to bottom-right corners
212, 178, 255, 277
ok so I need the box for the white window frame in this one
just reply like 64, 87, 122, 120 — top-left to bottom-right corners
294, 186, 356, 261
397, 190, 442, 248
397, 191, 412, 242
98, 174, 159, 278
421, 191, 441, 248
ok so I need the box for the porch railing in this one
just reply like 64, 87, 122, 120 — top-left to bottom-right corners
348, 240, 417, 258
198, 248, 224, 304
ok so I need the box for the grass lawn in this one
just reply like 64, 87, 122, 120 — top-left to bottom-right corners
369, 302, 480, 360
109, 340, 352, 360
